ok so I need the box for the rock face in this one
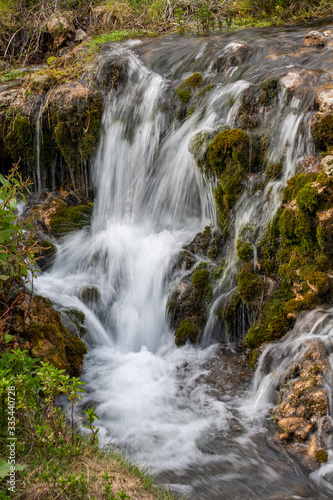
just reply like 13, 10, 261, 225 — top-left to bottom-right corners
10, 293, 87, 376
303, 31, 326, 47
321, 155, 333, 180
0, 47, 127, 192
273, 337, 331, 466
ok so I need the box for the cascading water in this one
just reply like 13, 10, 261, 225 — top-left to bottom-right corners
34, 24, 333, 499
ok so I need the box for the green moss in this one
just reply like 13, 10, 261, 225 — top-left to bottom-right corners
306, 271, 330, 295
192, 268, 212, 302
175, 73, 203, 104
260, 77, 278, 105
79, 286, 101, 305
28, 323, 63, 344
244, 321, 269, 349
175, 320, 201, 347
207, 128, 250, 177
197, 84, 214, 97
237, 262, 266, 305
65, 336, 88, 374
49, 204, 92, 235
237, 238, 254, 263
312, 114, 333, 152
315, 449, 328, 463
278, 209, 297, 243
296, 184, 318, 212
51, 95, 102, 172
5, 113, 34, 165
282, 173, 317, 204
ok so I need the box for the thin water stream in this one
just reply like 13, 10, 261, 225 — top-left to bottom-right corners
34, 23, 333, 499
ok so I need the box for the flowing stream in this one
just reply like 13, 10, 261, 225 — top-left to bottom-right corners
34, 23, 333, 499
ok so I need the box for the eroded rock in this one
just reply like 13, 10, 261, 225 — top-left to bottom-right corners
320, 155, 333, 180
303, 31, 326, 47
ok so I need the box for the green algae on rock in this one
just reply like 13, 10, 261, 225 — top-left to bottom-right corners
175, 72, 204, 104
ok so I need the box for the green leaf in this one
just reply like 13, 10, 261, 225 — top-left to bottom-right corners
0, 175, 10, 188
0, 275, 10, 280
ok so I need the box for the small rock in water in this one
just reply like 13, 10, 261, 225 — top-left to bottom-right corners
303, 31, 326, 47
280, 72, 302, 92
75, 29, 87, 42
320, 155, 333, 180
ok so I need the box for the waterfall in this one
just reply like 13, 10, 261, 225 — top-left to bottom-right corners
34, 27, 333, 499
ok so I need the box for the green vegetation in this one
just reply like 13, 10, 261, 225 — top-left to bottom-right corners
175, 72, 203, 104
0, 348, 173, 498
175, 319, 201, 346
1, 1, 332, 66
236, 168, 333, 364
0, 165, 173, 499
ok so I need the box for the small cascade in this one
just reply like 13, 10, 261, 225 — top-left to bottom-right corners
34, 24, 333, 499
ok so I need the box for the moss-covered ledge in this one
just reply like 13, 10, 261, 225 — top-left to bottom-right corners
11, 294, 87, 377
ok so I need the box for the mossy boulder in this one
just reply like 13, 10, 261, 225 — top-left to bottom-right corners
49, 203, 92, 235
175, 320, 201, 347
174, 73, 203, 104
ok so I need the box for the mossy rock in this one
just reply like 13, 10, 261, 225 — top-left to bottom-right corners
79, 286, 101, 306
49, 204, 92, 235
64, 308, 87, 338
244, 321, 269, 350
218, 291, 243, 340
312, 114, 333, 152
193, 269, 209, 295
260, 77, 278, 106
237, 238, 254, 263
5, 113, 35, 166
237, 262, 266, 305
175, 73, 203, 104
282, 172, 317, 204
50, 92, 103, 173
207, 128, 250, 177
296, 184, 318, 212
315, 449, 328, 463
175, 320, 201, 346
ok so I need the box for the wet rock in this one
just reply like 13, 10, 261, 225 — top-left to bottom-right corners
11, 294, 87, 376
280, 72, 302, 93
303, 31, 326, 47
316, 88, 333, 113
278, 417, 312, 442
75, 29, 88, 43
213, 41, 251, 72
320, 155, 333, 180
